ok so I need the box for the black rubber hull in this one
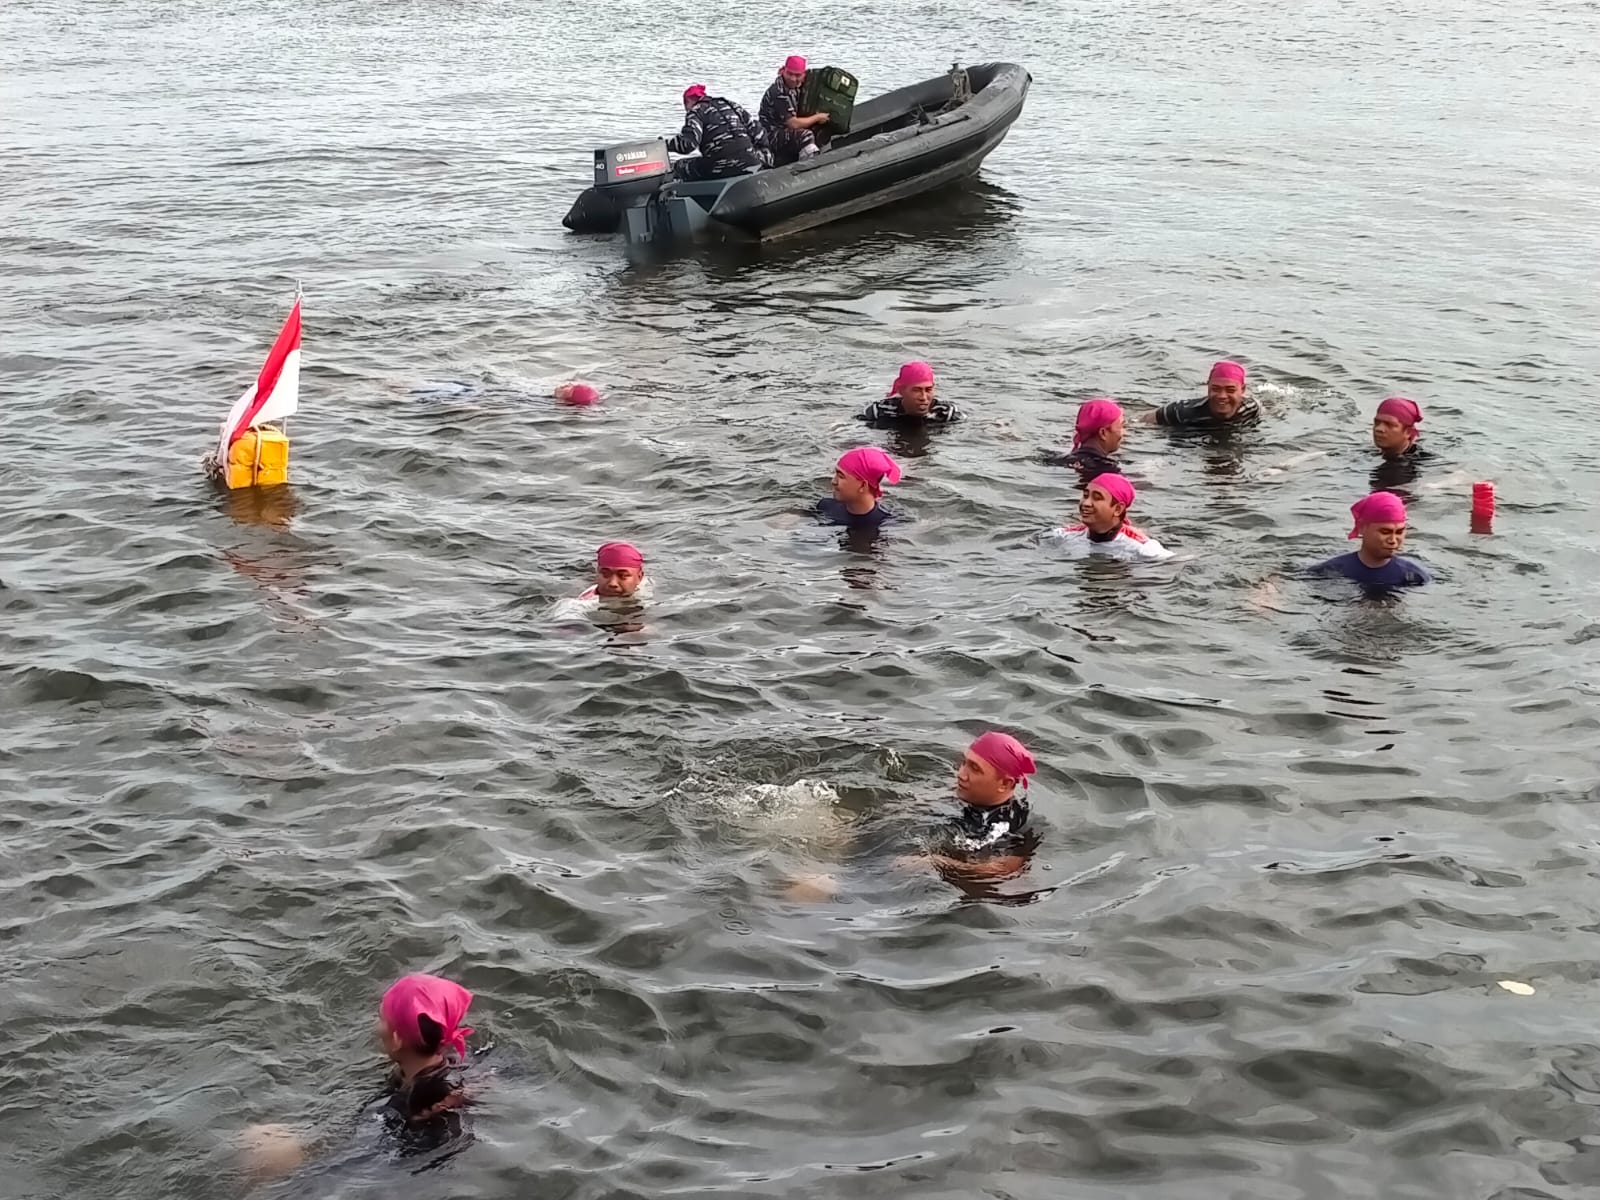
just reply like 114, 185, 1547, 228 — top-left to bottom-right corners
563, 62, 1030, 241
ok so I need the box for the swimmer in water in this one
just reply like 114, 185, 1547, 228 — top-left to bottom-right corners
896, 731, 1042, 882
1049, 397, 1125, 478
238, 972, 477, 1181
786, 731, 1042, 901
816, 447, 901, 529
857, 361, 963, 426
373, 972, 476, 1129
1141, 359, 1259, 429
1307, 491, 1431, 589
1368, 395, 1433, 491
1042, 473, 1174, 562
556, 541, 654, 615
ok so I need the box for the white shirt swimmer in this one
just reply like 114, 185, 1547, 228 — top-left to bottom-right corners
1041, 472, 1174, 563
551, 541, 656, 619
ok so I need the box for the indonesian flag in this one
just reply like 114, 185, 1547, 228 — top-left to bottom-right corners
215, 297, 301, 464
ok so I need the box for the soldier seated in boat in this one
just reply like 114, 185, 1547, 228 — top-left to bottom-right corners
760, 55, 828, 165
668, 84, 768, 181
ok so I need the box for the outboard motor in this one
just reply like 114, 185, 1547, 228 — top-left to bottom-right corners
562, 138, 672, 234
563, 136, 738, 247
593, 138, 672, 199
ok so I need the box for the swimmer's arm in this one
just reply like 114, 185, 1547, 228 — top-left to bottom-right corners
935, 852, 1028, 879
1138, 410, 1160, 425
899, 852, 1028, 881
1262, 449, 1330, 477
409, 1089, 468, 1124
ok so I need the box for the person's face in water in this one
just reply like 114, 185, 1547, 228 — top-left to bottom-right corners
1077, 482, 1126, 534
956, 750, 1017, 807
899, 381, 936, 417
1206, 378, 1246, 419
1371, 414, 1412, 456
596, 565, 644, 598
1359, 520, 1407, 563
375, 1015, 405, 1062
832, 468, 875, 507
1095, 417, 1126, 454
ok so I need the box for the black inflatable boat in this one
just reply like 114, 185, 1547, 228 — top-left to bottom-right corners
563, 62, 1030, 247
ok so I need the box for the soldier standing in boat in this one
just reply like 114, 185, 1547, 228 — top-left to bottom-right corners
760, 55, 828, 165
668, 84, 768, 181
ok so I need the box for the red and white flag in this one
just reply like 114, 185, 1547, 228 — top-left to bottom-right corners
215, 297, 301, 463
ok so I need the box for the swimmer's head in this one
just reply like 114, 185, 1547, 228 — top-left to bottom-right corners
1078, 472, 1135, 534
888, 361, 936, 416
377, 973, 474, 1063
1206, 360, 1247, 419
1372, 397, 1421, 456
1349, 491, 1407, 561
834, 447, 902, 500
957, 730, 1037, 806
556, 382, 601, 406
1073, 398, 1125, 453
595, 541, 645, 597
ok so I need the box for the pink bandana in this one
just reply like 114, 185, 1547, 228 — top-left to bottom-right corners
380, 973, 474, 1058
1087, 472, 1136, 511
1208, 360, 1246, 385
1376, 396, 1422, 437
597, 542, 644, 570
1072, 398, 1123, 449
1348, 491, 1407, 538
887, 361, 935, 399
969, 731, 1037, 787
836, 447, 902, 497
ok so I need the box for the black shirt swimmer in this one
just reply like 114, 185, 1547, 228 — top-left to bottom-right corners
1049, 397, 1125, 478
1369, 396, 1432, 491
816, 446, 901, 529
238, 972, 478, 1181
896, 731, 1041, 883
1141, 359, 1260, 430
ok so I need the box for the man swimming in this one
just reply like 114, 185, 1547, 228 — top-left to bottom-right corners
897, 731, 1042, 882
1043, 473, 1174, 562
786, 730, 1042, 901
1051, 397, 1125, 478
1308, 491, 1431, 589
858, 361, 963, 426
816, 447, 901, 529
555, 541, 654, 616
1141, 359, 1260, 429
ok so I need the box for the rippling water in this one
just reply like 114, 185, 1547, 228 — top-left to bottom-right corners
5, 0, 1600, 1196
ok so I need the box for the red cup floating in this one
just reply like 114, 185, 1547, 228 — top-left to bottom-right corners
1470, 480, 1494, 534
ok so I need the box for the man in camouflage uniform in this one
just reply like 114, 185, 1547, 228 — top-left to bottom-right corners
667, 84, 768, 181
760, 55, 828, 166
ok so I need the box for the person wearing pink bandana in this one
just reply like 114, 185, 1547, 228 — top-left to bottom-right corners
1142, 359, 1259, 429
789, 730, 1043, 900
558, 542, 654, 616
818, 446, 901, 529
1050, 397, 1125, 478
1309, 491, 1430, 588
238, 972, 478, 1180
375, 972, 476, 1129
859, 361, 963, 425
895, 731, 1042, 883
760, 54, 828, 164
1044, 473, 1173, 562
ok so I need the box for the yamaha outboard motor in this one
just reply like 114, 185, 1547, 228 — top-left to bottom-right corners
562, 138, 672, 234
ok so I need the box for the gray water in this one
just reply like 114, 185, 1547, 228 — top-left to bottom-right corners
4, 0, 1600, 1197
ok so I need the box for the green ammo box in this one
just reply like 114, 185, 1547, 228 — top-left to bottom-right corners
800, 66, 859, 135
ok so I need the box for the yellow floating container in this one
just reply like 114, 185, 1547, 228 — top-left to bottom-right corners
223, 427, 291, 490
